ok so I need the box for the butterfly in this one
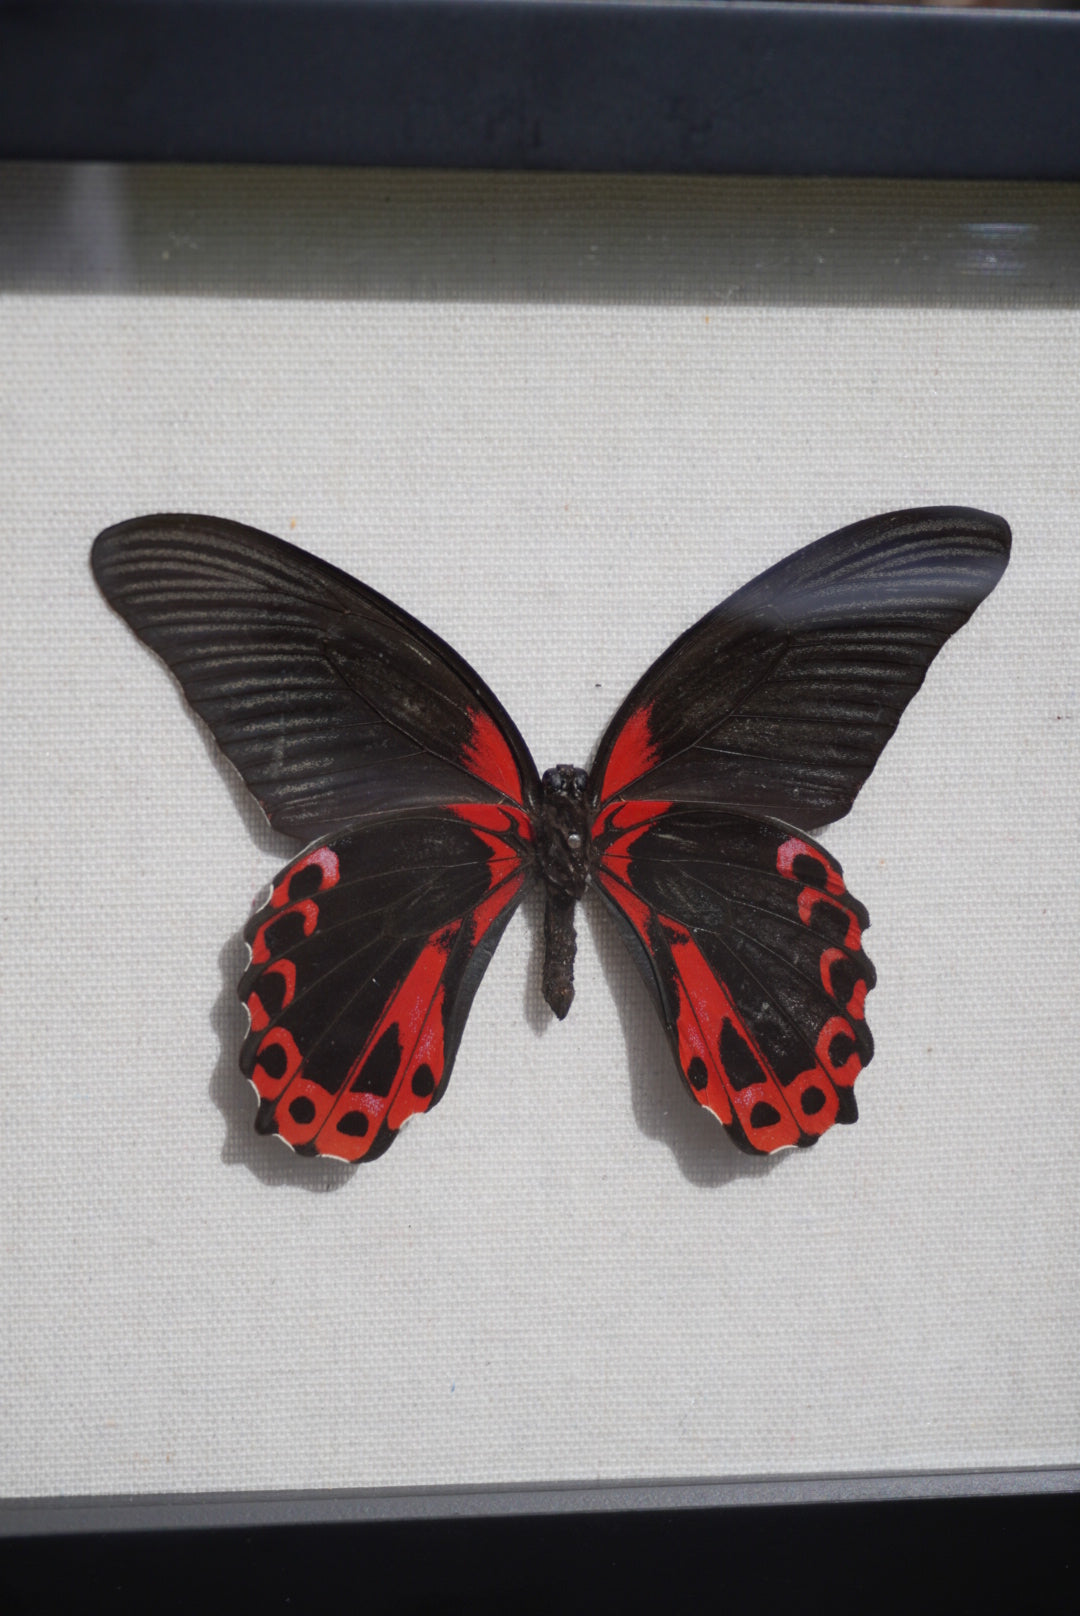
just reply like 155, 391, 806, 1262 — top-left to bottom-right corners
92, 507, 1010, 1164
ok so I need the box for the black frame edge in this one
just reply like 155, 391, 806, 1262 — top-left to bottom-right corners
1, 0, 1079, 179
3, 1466, 1078, 1538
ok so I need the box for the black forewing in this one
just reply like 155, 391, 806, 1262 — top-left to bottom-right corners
589, 508, 1011, 828
92, 515, 540, 841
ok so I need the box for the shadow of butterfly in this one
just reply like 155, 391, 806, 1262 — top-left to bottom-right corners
92, 507, 1010, 1163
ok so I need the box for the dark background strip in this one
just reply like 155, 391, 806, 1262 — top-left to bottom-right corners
2, 1496, 1079, 1614
1, 0, 1079, 178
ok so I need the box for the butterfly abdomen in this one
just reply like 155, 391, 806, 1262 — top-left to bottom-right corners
536, 765, 591, 1017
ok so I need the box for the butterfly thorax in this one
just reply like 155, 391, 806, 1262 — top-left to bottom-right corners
537, 764, 591, 1020
537, 764, 591, 899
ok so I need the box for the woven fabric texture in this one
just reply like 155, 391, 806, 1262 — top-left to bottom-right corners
1, 168, 1078, 1499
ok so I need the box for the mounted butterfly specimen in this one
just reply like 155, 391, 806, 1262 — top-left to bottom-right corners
92, 508, 1010, 1164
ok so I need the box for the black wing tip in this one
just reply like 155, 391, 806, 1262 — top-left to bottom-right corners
750, 504, 1013, 620
91, 510, 345, 571
834, 503, 1010, 537
825, 504, 1012, 569
90, 518, 131, 588
903, 505, 1010, 568
93, 511, 272, 564
91, 512, 252, 597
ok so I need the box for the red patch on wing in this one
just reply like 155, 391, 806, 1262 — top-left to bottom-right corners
252, 846, 342, 964
598, 705, 658, 802
596, 866, 653, 938
778, 835, 863, 953
451, 804, 531, 908
471, 872, 526, 942
591, 797, 671, 851
246, 959, 297, 1031
251, 901, 317, 964
816, 1017, 861, 1088
776, 836, 845, 896
820, 947, 866, 1019
452, 800, 532, 842
251, 1026, 303, 1103
268, 845, 340, 909
777, 838, 867, 992
462, 709, 525, 804
796, 889, 863, 950
592, 802, 671, 938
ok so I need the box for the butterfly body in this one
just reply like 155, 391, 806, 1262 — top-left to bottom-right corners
536, 763, 591, 1018
92, 506, 1010, 1165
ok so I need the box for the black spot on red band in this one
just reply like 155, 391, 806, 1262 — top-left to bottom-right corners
261, 908, 308, 955
791, 853, 829, 890
258, 1042, 289, 1082
808, 903, 856, 949
336, 1112, 369, 1138
749, 1101, 781, 1130
826, 953, 863, 1007
411, 1064, 436, 1098
287, 863, 326, 901
255, 970, 289, 1018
